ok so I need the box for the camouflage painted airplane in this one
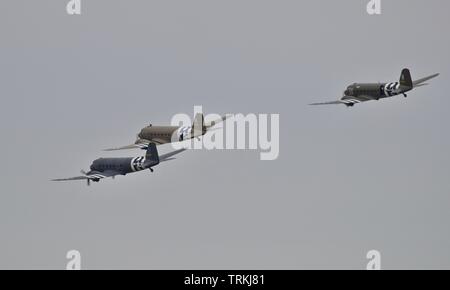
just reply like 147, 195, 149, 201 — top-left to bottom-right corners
310, 69, 439, 107
105, 113, 227, 151
52, 144, 185, 185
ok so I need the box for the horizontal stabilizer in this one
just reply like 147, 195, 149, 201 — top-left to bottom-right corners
413, 73, 439, 87
205, 115, 230, 129
159, 148, 186, 162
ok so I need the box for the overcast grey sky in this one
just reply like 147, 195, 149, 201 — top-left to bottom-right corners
1, 0, 449, 269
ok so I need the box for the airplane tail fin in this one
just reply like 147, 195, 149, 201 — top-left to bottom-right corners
192, 113, 205, 137
399, 68, 413, 89
145, 143, 159, 166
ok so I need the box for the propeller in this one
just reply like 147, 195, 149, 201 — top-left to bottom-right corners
80, 170, 90, 186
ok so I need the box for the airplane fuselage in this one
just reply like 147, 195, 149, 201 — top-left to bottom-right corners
104, 113, 216, 151
137, 125, 207, 143
341, 82, 412, 106
52, 143, 179, 185
87, 156, 157, 181
309, 69, 439, 107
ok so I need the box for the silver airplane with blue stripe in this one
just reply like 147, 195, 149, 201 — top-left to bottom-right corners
310, 69, 439, 107
51, 144, 185, 185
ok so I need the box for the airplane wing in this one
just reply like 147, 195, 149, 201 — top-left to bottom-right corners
309, 100, 346, 106
413, 73, 440, 88
51, 175, 90, 182
310, 94, 375, 106
52, 170, 120, 183
159, 148, 186, 162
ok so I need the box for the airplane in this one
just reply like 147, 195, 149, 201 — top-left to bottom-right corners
51, 143, 185, 185
309, 68, 439, 107
105, 113, 227, 151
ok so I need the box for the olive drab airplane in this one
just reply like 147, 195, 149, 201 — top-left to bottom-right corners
105, 113, 228, 151
310, 69, 439, 107
51, 144, 185, 185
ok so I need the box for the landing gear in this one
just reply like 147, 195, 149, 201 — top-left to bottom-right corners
149, 168, 154, 172
403, 93, 407, 98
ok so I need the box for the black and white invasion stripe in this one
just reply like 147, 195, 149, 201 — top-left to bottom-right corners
383, 82, 400, 96
131, 156, 146, 172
